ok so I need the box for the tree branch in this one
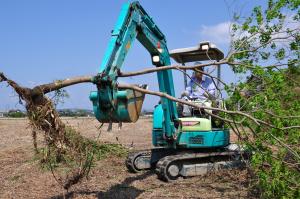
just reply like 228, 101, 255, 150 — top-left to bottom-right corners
118, 61, 228, 77
32, 75, 93, 95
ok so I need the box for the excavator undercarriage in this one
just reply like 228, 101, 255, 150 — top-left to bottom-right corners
126, 145, 250, 182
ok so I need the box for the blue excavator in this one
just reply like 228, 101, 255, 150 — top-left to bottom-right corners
90, 1, 248, 181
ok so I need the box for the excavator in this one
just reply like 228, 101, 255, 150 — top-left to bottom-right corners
90, 1, 248, 181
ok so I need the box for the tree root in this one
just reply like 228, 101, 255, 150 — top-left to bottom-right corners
0, 72, 97, 189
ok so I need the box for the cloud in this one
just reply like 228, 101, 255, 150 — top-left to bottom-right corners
199, 21, 232, 46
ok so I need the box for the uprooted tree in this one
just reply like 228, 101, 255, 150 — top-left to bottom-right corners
1, 0, 299, 198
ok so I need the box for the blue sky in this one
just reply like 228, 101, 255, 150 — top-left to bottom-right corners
0, 0, 264, 111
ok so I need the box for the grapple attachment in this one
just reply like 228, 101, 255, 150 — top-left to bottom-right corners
90, 85, 146, 123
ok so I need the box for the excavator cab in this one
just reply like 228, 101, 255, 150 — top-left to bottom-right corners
170, 42, 225, 121
167, 41, 228, 147
152, 41, 228, 147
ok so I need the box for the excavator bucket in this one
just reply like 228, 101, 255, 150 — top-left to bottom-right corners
90, 85, 147, 123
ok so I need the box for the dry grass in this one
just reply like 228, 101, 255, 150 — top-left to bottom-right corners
0, 118, 253, 199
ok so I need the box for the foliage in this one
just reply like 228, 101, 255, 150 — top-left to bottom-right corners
227, 0, 300, 198
51, 88, 69, 107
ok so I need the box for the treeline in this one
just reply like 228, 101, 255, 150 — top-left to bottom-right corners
57, 109, 94, 117
1, 109, 95, 118
5, 110, 26, 118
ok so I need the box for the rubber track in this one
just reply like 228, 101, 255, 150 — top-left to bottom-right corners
155, 151, 248, 182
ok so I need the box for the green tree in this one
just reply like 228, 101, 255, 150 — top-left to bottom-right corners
227, 0, 300, 198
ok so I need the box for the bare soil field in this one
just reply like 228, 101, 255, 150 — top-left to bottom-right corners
0, 118, 254, 199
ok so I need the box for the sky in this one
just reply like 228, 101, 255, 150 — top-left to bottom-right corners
0, 0, 265, 111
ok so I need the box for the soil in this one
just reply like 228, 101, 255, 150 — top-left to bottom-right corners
0, 117, 254, 199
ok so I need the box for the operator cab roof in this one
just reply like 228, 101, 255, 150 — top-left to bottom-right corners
170, 41, 224, 63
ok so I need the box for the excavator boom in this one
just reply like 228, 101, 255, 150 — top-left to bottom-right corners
90, 1, 177, 138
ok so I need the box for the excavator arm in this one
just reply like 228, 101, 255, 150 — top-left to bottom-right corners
90, 1, 178, 138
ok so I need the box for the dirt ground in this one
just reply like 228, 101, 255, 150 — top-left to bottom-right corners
0, 117, 254, 199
